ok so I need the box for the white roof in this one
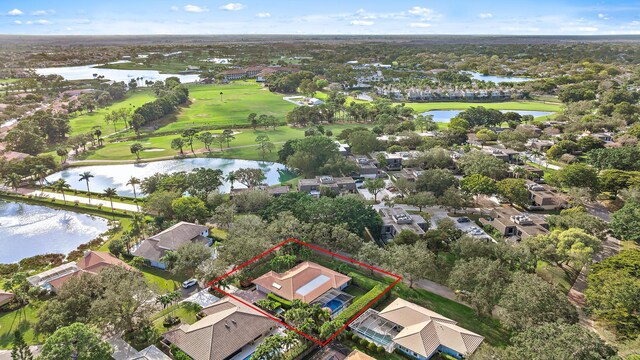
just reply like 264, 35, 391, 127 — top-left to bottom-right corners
296, 274, 330, 296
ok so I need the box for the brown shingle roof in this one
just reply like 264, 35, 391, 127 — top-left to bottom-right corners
163, 297, 276, 360
252, 261, 351, 302
133, 222, 208, 262
0, 291, 14, 307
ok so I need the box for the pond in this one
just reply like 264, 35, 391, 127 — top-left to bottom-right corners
0, 200, 109, 263
45, 158, 296, 197
466, 71, 534, 83
35, 61, 200, 84
422, 109, 554, 123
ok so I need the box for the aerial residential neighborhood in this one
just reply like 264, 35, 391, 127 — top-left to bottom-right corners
0, 1, 639, 360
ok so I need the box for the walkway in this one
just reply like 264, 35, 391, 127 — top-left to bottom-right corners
26, 190, 140, 212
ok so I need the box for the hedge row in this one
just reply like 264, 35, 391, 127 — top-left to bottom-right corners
334, 284, 386, 324
267, 293, 292, 309
348, 271, 385, 291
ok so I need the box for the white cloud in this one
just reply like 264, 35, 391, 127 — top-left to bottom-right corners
408, 6, 435, 20
7, 9, 23, 16
170, 6, 179, 11
410, 22, 431, 28
184, 5, 209, 13
577, 26, 598, 31
34, 19, 51, 25
14, 20, 22, 25
478, 13, 493, 19
256, 12, 271, 18
220, 3, 246, 11
350, 20, 374, 26
32, 9, 55, 16
597, 13, 610, 20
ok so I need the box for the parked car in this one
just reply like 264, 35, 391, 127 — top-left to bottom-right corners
182, 279, 198, 289
456, 217, 471, 223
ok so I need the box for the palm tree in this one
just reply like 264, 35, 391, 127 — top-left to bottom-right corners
103, 187, 117, 215
225, 172, 236, 192
78, 171, 94, 203
52, 179, 70, 204
126, 177, 141, 211
3, 173, 22, 192
32, 165, 48, 187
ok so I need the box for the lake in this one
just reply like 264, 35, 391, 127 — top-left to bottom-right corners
35, 61, 200, 84
466, 71, 534, 83
45, 158, 296, 197
423, 109, 554, 123
0, 200, 109, 263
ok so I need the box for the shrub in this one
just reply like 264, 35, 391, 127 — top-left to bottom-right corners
334, 285, 386, 324
267, 293, 292, 309
351, 333, 359, 341
347, 272, 385, 291
359, 338, 368, 346
377, 346, 385, 353
367, 342, 377, 351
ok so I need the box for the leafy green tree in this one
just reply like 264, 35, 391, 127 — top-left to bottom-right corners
130, 143, 144, 160
496, 272, 578, 331
405, 191, 437, 212
415, 168, 458, 194
286, 136, 340, 176
348, 130, 380, 154
386, 243, 435, 288
547, 207, 608, 240
142, 190, 180, 219
507, 323, 617, 360
255, 135, 275, 160
233, 168, 266, 188
187, 167, 223, 200
585, 250, 640, 337
181, 129, 198, 154
475, 128, 498, 146
39, 323, 112, 360
3, 173, 22, 191
172, 242, 212, 277
496, 178, 529, 207
448, 258, 510, 315
221, 129, 235, 147
364, 178, 385, 201
11, 330, 33, 360
457, 151, 508, 180
460, 174, 497, 199
170, 137, 185, 155
611, 199, 640, 243
171, 196, 209, 223
196, 131, 215, 152
393, 229, 420, 245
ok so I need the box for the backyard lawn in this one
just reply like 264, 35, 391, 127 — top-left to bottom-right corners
68, 90, 156, 136
0, 304, 40, 348
140, 265, 186, 294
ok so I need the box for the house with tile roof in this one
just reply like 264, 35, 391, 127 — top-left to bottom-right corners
344, 350, 376, 360
350, 298, 484, 359
26, 251, 134, 292
163, 297, 279, 360
132, 222, 210, 269
0, 291, 14, 308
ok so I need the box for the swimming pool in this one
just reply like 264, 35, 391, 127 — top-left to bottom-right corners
325, 299, 345, 313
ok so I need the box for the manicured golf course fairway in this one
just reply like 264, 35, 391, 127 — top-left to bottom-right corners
404, 101, 562, 112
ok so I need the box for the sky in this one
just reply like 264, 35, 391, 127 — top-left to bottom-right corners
2, 0, 640, 36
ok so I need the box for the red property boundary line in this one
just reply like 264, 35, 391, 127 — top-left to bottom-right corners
206, 238, 402, 346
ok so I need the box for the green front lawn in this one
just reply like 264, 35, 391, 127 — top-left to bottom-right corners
0, 305, 40, 349
140, 265, 186, 294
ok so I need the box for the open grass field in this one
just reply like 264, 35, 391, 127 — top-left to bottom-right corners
0, 78, 19, 85
158, 82, 295, 133
404, 101, 562, 112
68, 90, 156, 136
78, 124, 373, 162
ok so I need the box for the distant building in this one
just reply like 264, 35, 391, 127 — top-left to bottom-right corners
335, 141, 351, 156
351, 156, 381, 178
482, 147, 522, 164
27, 251, 134, 292
479, 206, 549, 240
298, 176, 357, 197
379, 207, 428, 242
396, 168, 423, 182
526, 182, 567, 211
132, 222, 210, 269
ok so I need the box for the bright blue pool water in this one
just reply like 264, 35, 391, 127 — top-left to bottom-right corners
325, 299, 345, 313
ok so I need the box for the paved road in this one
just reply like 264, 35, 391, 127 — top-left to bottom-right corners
27, 190, 140, 212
